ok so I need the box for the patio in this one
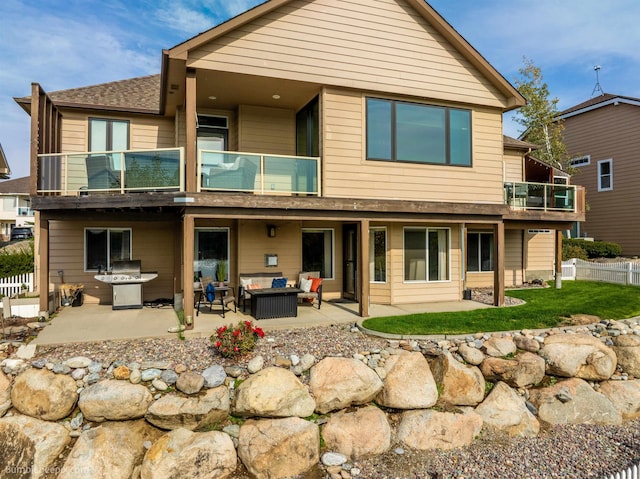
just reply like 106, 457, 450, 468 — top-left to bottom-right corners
31, 299, 492, 346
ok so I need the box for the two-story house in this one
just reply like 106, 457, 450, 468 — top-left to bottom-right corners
559, 93, 640, 254
16, 0, 584, 324
0, 177, 33, 241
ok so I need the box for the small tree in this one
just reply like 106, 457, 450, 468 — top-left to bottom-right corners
513, 58, 572, 172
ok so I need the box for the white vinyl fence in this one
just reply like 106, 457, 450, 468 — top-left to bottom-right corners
604, 463, 639, 479
562, 258, 640, 286
0, 272, 34, 298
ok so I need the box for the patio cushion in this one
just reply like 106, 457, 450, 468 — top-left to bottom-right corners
271, 277, 287, 288
247, 283, 261, 290
309, 277, 323, 292
299, 277, 312, 293
240, 278, 252, 288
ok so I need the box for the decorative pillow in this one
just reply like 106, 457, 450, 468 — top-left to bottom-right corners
247, 283, 261, 290
205, 282, 216, 302
299, 277, 312, 293
271, 277, 288, 288
309, 277, 323, 292
240, 278, 253, 288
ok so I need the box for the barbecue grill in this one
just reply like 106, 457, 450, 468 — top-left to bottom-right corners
94, 260, 158, 310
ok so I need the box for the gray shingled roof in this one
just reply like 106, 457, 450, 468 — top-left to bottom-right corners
559, 93, 640, 116
0, 176, 29, 194
503, 135, 537, 150
16, 75, 161, 114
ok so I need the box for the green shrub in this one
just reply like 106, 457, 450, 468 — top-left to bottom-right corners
563, 238, 621, 259
562, 244, 588, 261
0, 243, 34, 277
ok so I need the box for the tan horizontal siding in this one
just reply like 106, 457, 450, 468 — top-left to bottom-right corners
48, 220, 176, 305
563, 104, 640, 253
188, 0, 508, 108
465, 272, 492, 289
525, 231, 554, 280
322, 89, 504, 203
505, 229, 523, 286
503, 150, 524, 182
238, 105, 296, 155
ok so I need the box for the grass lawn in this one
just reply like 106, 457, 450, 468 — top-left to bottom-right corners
362, 281, 640, 336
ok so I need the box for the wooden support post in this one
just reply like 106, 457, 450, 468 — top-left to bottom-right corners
183, 214, 195, 328
359, 219, 370, 318
493, 222, 505, 306
38, 212, 49, 314
185, 69, 197, 193
555, 229, 563, 289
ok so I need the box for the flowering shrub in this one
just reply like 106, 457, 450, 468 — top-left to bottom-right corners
211, 320, 265, 358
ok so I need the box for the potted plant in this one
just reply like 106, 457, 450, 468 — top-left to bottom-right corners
216, 260, 228, 286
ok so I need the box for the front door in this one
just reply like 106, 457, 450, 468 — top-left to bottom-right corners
343, 224, 358, 301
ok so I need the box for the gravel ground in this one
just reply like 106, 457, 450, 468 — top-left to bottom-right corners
30, 323, 640, 479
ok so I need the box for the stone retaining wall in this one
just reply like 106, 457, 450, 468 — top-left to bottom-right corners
2, 319, 640, 478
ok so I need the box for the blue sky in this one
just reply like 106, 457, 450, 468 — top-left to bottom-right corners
2, 0, 640, 179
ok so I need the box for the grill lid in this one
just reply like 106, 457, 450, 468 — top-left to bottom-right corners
112, 260, 141, 274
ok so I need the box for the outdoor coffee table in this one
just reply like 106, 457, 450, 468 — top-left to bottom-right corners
249, 287, 303, 319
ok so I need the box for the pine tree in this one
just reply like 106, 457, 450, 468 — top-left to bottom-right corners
513, 58, 571, 171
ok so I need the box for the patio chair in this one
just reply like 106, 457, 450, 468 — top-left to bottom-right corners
196, 280, 236, 318
206, 156, 258, 191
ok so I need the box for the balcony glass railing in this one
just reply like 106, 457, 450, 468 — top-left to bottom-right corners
37, 148, 184, 195
504, 181, 577, 212
198, 150, 320, 196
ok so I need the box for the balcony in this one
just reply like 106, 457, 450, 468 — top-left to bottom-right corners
17, 207, 34, 217
504, 182, 583, 213
36, 148, 184, 195
198, 150, 320, 196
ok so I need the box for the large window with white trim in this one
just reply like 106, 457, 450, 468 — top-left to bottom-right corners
366, 98, 471, 166
85, 228, 131, 271
302, 229, 334, 279
404, 227, 450, 282
467, 232, 494, 272
598, 159, 613, 191
369, 228, 387, 282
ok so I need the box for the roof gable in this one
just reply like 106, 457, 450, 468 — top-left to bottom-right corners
167, 0, 524, 110
0, 176, 29, 194
558, 93, 640, 119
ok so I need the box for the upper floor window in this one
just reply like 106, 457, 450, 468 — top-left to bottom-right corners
366, 98, 471, 166
570, 155, 590, 167
598, 159, 613, 192
89, 118, 129, 152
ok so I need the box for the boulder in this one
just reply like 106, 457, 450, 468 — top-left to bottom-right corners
528, 378, 622, 425
483, 336, 517, 357
202, 365, 226, 388
238, 417, 319, 479
0, 414, 70, 479
11, 368, 78, 421
375, 351, 438, 409
79, 379, 153, 422
599, 379, 640, 420
175, 371, 205, 395
513, 335, 541, 353
233, 367, 315, 418
539, 333, 616, 380
322, 406, 391, 459
431, 352, 484, 406
480, 352, 545, 388
58, 420, 162, 479
0, 370, 10, 417
141, 428, 236, 479
397, 409, 482, 450
612, 335, 640, 377
145, 387, 229, 430
458, 343, 485, 365
310, 357, 383, 414
64, 356, 92, 368
474, 382, 539, 437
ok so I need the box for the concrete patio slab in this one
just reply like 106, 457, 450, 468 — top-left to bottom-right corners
31, 299, 492, 346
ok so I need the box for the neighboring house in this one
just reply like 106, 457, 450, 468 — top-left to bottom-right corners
15, 0, 584, 320
0, 144, 11, 180
559, 93, 640, 254
0, 176, 33, 241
